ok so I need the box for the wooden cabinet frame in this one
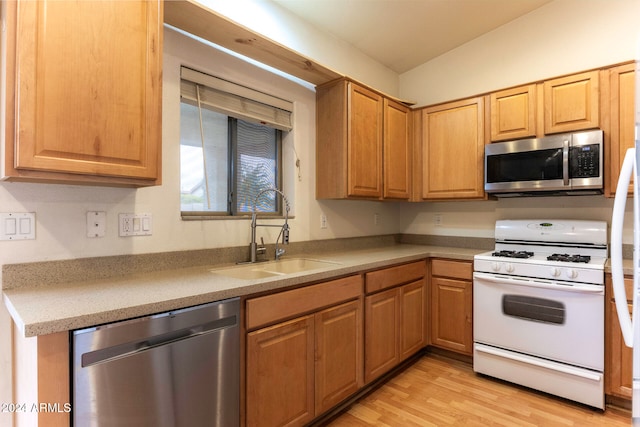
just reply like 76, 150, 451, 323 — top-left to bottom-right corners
603, 63, 635, 197
316, 78, 411, 200
245, 275, 363, 426
430, 259, 473, 355
364, 261, 427, 383
416, 97, 486, 200
2, 0, 162, 187
605, 274, 633, 400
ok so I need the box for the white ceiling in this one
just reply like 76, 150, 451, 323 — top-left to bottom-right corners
272, 0, 552, 74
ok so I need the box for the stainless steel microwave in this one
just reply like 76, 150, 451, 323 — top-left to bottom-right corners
484, 129, 603, 197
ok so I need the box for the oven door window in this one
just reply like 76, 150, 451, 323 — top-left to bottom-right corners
502, 295, 565, 325
486, 148, 563, 183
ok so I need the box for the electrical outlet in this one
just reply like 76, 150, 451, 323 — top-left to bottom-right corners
434, 214, 443, 227
320, 214, 328, 229
119, 213, 152, 237
374, 213, 380, 226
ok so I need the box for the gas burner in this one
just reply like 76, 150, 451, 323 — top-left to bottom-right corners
492, 250, 534, 259
547, 254, 591, 263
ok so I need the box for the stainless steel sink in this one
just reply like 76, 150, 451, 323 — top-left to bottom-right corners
211, 258, 340, 280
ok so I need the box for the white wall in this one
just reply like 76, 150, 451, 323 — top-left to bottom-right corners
401, 0, 640, 107
397, 0, 640, 243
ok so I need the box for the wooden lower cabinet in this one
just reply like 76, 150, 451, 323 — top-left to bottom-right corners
606, 274, 633, 400
245, 275, 363, 427
430, 259, 473, 355
364, 287, 400, 383
400, 280, 427, 359
364, 261, 428, 383
246, 316, 315, 427
315, 300, 363, 414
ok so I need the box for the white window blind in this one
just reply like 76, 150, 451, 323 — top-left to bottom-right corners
180, 67, 293, 132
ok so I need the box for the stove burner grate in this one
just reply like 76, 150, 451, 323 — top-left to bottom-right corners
492, 250, 534, 259
546, 254, 591, 263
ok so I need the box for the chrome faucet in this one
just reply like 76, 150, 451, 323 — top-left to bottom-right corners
250, 188, 290, 262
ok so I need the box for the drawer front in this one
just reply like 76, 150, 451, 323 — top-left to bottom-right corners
246, 275, 362, 330
431, 258, 472, 280
365, 260, 426, 294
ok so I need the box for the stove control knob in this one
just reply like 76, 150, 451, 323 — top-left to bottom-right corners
505, 263, 515, 273
566, 269, 578, 279
491, 262, 501, 272
550, 267, 561, 278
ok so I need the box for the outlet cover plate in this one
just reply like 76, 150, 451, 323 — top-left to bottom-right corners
119, 213, 152, 237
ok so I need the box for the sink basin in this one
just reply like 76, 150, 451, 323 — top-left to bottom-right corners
211, 258, 340, 280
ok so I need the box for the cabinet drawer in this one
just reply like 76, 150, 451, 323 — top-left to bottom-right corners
365, 261, 426, 294
431, 259, 472, 280
246, 275, 362, 330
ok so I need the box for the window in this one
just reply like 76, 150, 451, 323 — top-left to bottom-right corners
180, 67, 292, 217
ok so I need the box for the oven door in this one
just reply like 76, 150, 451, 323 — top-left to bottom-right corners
484, 135, 567, 193
473, 272, 604, 371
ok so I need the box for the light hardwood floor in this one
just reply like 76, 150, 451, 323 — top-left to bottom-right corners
328, 354, 631, 426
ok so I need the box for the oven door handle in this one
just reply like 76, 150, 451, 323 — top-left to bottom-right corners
475, 344, 602, 382
473, 272, 603, 294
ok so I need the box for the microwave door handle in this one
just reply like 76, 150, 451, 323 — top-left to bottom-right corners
563, 139, 570, 186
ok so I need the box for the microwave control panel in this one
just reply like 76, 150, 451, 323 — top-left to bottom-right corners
570, 144, 600, 178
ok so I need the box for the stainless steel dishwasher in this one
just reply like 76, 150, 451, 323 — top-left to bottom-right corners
72, 297, 240, 427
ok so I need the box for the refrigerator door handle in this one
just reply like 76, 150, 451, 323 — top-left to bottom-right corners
611, 147, 636, 347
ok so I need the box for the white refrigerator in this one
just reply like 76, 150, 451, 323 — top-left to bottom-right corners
611, 58, 640, 424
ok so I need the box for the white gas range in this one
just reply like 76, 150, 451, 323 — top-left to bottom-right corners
473, 219, 607, 409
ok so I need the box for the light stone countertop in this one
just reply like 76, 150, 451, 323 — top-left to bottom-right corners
3, 244, 482, 338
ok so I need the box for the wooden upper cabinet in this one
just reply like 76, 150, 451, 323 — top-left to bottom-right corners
348, 84, 384, 198
316, 78, 411, 200
4, 0, 162, 186
490, 84, 538, 141
383, 99, 411, 199
544, 70, 600, 134
488, 70, 602, 142
420, 97, 485, 200
604, 63, 635, 197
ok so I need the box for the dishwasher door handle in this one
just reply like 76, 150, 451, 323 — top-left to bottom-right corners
81, 315, 237, 367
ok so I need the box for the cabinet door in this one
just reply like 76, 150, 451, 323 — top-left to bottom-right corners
383, 99, 411, 199
605, 63, 635, 197
605, 275, 633, 399
421, 97, 485, 200
543, 70, 600, 134
7, 1, 162, 184
364, 288, 400, 383
348, 83, 383, 198
431, 276, 472, 355
489, 84, 537, 141
400, 280, 426, 360
246, 316, 315, 427
315, 299, 363, 415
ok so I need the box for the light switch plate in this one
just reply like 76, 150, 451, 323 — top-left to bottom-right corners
0, 212, 36, 240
